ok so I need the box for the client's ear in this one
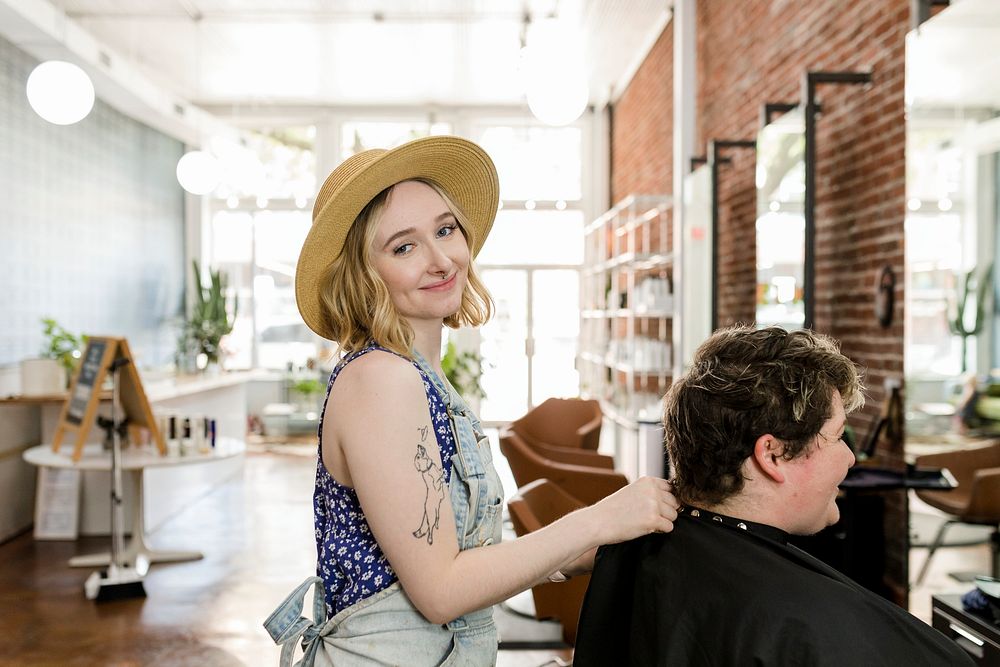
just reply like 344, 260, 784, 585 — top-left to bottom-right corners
752, 434, 786, 484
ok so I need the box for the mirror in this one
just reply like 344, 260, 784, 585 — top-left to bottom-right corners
905, 0, 1000, 440
755, 107, 806, 330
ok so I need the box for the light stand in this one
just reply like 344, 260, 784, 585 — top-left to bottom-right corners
84, 356, 148, 602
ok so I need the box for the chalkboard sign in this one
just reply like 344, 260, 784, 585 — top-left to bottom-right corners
52, 337, 165, 462
65, 338, 108, 425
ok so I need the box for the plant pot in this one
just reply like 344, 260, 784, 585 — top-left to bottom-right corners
20, 358, 66, 396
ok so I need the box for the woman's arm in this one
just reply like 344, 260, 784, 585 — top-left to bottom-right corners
327, 352, 678, 625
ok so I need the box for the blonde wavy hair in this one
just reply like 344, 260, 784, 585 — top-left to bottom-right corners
317, 178, 494, 357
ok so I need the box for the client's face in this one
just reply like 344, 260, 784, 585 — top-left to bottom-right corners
783, 390, 855, 535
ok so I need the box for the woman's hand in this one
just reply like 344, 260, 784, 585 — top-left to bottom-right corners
584, 476, 679, 546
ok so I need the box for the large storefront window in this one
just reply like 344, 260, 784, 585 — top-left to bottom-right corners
204, 126, 320, 370
201, 117, 589, 407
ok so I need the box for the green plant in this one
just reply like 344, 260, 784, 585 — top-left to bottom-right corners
948, 263, 993, 373
442, 341, 486, 400
187, 260, 238, 365
291, 378, 324, 397
40, 317, 86, 377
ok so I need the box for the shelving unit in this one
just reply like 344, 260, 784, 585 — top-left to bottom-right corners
579, 195, 674, 481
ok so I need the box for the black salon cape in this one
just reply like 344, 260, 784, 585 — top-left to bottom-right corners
574, 513, 974, 666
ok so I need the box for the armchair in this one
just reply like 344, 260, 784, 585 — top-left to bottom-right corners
509, 398, 603, 451
914, 441, 1000, 583
507, 478, 592, 645
499, 429, 627, 506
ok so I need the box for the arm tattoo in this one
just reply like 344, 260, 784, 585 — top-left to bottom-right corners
412, 426, 445, 545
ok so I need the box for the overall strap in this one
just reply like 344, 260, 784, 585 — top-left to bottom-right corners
411, 350, 454, 410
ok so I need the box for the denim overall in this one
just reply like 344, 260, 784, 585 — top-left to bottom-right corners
265, 350, 505, 666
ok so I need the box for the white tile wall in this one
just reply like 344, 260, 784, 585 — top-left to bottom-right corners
0, 34, 186, 369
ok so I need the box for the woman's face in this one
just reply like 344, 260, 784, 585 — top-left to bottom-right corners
370, 180, 470, 325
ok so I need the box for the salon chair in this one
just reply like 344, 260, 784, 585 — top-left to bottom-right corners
499, 429, 627, 506
509, 398, 603, 451
507, 478, 591, 645
503, 428, 616, 471
914, 441, 1000, 584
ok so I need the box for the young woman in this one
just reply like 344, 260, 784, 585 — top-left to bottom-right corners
266, 135, 679, 666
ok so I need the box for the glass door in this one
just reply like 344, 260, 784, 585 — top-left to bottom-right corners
478, 270, 529, 422
532, 269, 580, 404
476, 267, 580, 424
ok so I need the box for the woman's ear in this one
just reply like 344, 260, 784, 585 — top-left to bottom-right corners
752, 434, 786, 484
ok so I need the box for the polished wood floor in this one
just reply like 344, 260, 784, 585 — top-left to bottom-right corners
0, 448, 572, 666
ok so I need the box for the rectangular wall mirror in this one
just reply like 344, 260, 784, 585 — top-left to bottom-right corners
904, 0, 1000, 602
905, 0, 1000, 441
755, 106, 806, 330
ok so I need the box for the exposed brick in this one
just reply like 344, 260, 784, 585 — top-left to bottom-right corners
611, 0, 912, 604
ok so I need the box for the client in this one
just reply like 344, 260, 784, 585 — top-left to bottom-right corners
574, 326, 972, 666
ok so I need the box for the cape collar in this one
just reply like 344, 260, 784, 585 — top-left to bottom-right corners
680, 506, 790, 545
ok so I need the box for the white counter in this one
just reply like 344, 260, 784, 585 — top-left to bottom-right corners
0, 370, 266, 542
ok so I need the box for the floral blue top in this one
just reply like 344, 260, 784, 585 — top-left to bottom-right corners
314, 344, 457, 617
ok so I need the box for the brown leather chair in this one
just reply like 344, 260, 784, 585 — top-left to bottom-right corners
509, 398, 603, 451
507, 478, 592, 645
499, 429, 628, 506
514, 432, 616, 471
914, 441, 1000, 583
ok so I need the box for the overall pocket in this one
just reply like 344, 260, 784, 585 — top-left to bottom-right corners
449, 413, 504, 550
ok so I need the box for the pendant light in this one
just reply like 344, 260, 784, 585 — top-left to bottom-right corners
26, 60, 95, 125
176, 150, 221, 195
521, 18, 589, 127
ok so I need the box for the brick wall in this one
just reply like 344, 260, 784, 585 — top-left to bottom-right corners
611, 25, 673, 205
611, 0, 912, 604
698, 0, 909, 452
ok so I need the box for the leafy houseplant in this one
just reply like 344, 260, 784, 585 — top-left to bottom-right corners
290, 377, 324, 411
40, 317, 87, 379
442, 341, 486, 400
187, 260, 238, 367
948, 263, 993, 374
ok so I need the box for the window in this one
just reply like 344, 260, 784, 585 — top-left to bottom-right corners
340, 121, 452, 159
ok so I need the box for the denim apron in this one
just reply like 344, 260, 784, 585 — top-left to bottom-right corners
265, 350, 505, 667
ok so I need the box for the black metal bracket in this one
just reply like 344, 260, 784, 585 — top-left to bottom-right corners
912, 0, 950, 30
760, 102, 799, 129
708, 139, 757, 330
690, 155, 707, 171
801, 70, 873, 330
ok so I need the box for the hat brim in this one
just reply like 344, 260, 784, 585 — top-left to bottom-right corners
295, 135, 499, 341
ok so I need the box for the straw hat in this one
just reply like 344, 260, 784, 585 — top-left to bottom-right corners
295, 135, 499, 340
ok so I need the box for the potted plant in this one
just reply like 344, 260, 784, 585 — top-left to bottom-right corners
186, 260, 238, 370
21, 318, 86, 394
948, 263, 993, 374
289, 377, 324, 412
442, 341, 486, 401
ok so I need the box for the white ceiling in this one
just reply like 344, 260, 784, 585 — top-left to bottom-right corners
906, 0, 1000, 110
37, 0, 670, 111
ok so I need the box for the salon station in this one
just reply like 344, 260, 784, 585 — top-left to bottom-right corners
2, 0, 1000, 664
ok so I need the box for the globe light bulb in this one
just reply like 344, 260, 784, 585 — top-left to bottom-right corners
176, 151, 221, 195
521, 19, 589, 127
26, 61, 95, 125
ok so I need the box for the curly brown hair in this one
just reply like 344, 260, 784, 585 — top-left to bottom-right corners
663, 325, 865, 506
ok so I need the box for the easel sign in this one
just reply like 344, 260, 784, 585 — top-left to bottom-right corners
52, 337, 166, 462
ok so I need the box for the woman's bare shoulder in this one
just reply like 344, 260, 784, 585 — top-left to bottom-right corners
330, 350, 425, 406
